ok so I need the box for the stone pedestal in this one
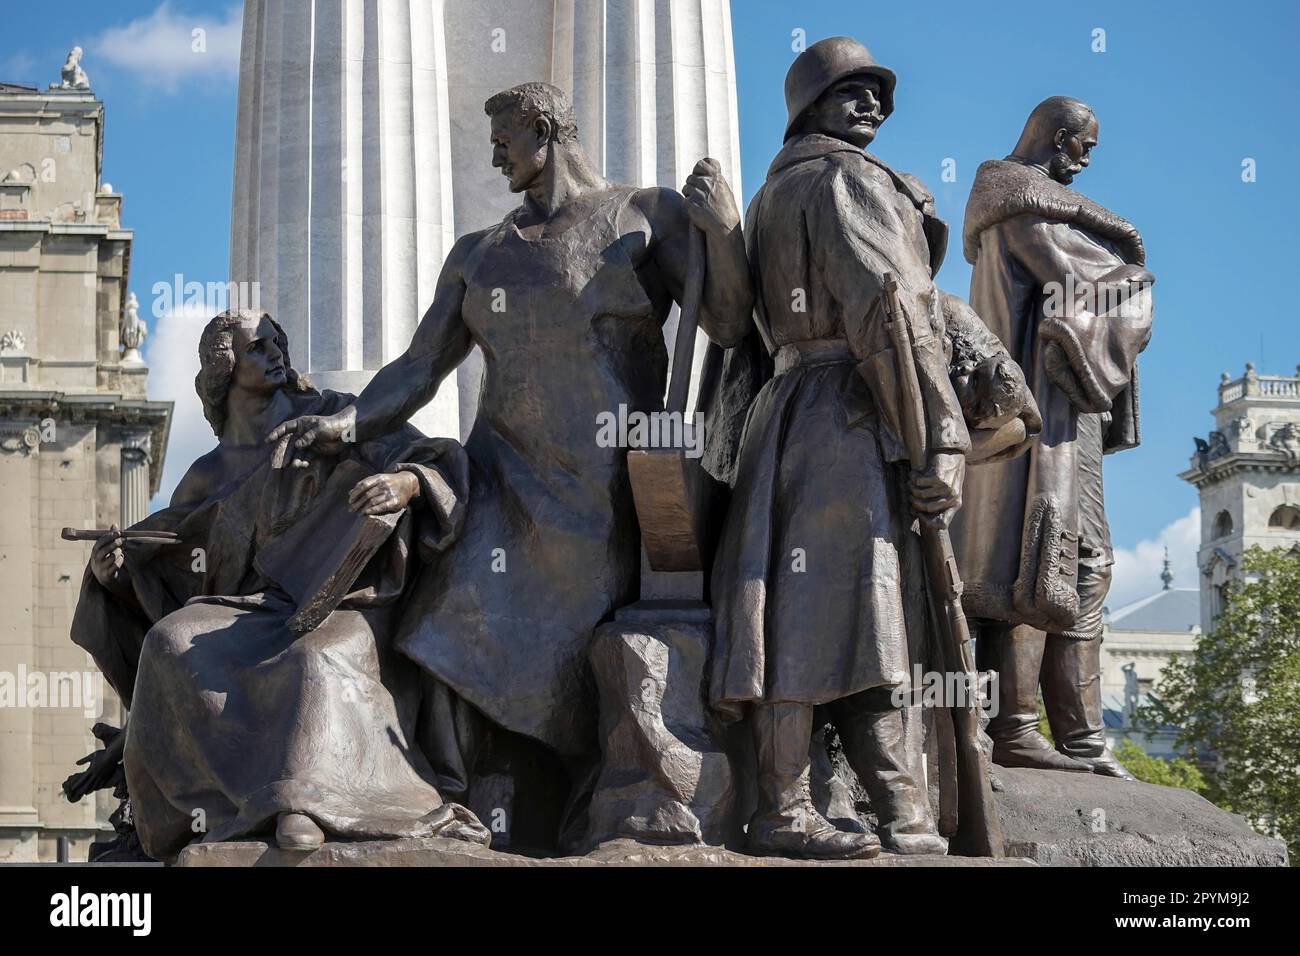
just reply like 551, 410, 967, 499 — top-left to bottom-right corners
994, 767, 1288, 866
176, 836, 1025, 868
169, 769, 1288, 867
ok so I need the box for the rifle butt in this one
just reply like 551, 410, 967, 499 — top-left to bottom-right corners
920, 524, 1006, 857
949, 702, 1006, 858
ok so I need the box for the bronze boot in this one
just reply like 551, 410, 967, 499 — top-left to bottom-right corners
985, 625, 1090, 772
748, 702, 880, 860
1042, 635, 1136, 780
834, 692, 947, 855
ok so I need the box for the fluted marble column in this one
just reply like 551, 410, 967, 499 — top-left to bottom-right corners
120, 433, 152, 528
232, 0, 458, 435
232, 0, 741, 437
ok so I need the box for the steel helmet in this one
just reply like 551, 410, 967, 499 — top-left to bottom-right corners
784, 36, 896, 141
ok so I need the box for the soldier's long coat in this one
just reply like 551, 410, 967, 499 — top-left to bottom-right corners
708, 133, 970, 713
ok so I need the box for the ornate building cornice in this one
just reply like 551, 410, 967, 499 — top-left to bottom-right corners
0, 390, 171, 495
1181, 451, 1300, 488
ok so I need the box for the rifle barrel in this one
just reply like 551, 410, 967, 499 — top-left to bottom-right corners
880, 271, 1004, 857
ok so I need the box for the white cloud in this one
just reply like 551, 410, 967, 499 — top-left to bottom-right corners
91, 2, 242, 93
143, 302, 216, 509
1108, 507, 1201, 610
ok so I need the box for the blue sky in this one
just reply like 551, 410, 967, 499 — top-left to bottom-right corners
3, 0, 1297, 606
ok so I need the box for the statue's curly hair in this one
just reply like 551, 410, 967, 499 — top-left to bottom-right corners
484, 82, 579, 144
194, 310, 315, 438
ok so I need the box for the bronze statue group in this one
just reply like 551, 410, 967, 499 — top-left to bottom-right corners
67, 37, 1152, 862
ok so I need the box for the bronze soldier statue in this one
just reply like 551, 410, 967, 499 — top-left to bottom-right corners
953, 97, 1154, 779
270, 83, 753, 849
708, 37, 975, 859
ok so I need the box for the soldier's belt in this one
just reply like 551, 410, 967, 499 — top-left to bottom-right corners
773, 338, 854, 374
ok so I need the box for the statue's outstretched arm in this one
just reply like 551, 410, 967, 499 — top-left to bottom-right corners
268, 232, 478, 459
350, 233, 477, 440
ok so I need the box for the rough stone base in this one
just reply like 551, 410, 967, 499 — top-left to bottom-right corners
585, 607, 736, 849
175, 837, 1032, 867
994, 767, 1289, 866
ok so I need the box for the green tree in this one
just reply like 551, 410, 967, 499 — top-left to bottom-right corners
1138, 546, 1300, 859
1111, 738, 1206, 793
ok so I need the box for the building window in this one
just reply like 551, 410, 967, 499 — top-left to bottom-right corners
1269, 505, 1300, 531
1213, 510, 1234, 539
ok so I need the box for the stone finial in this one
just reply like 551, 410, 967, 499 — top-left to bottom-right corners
120, 292, 147, 364
1161, 546, 1174, 590
55, 46, 90, 91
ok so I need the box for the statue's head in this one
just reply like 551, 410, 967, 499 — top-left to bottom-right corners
484, 82, 579, 193
69, 46, 83, 63
1013, 96, 1098, 185
955, 354, 1030, 430
944, 292, 1034, 430
784, 37, 895, 146
195, 310, 312, 438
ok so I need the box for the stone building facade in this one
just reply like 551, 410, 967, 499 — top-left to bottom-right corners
0, 77, 171, 861
1180, 364, 1300, 626
1099, 567, 1201, 759
1098, 365, 1300, 759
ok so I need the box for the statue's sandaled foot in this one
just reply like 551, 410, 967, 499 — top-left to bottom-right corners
748, 811, 881, 861
993, 733, 1091, 772
276, 812, 325, 851
421, 802, 492, 847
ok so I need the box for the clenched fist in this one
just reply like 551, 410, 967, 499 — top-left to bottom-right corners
682, 157, 741, 237
90, 526, 131, 597
909, 451, 966, 527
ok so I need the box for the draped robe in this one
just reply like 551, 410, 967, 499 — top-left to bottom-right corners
71, 387, 487, 859
951, 158, 1154, 635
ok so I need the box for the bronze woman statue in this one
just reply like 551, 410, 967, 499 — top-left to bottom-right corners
70, 310, 489, 859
